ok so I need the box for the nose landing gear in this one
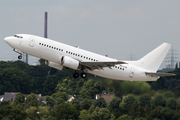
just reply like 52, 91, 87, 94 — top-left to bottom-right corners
13, 48, 23, 60
18, 55, 22, 59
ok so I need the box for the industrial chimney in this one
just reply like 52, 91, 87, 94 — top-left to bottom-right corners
44, 12, 48, 38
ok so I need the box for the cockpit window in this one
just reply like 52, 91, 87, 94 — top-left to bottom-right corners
14, 35, 23, 38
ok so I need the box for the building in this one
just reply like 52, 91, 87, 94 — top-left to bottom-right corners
1, 92, 43, 104
96, 94, 115, 103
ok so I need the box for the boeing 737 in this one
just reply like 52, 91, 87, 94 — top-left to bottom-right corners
4, 34, 175, 81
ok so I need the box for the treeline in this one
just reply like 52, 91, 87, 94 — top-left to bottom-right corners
0, 60, 180, 119
0, 60, 180, 96
1, 91, 180, 120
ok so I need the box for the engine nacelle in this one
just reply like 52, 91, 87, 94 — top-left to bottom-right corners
45, 61, 63, 70
61, 56, 79, 70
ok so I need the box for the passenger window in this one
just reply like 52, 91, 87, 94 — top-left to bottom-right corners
39, 43, 41, 45
47, 45, 48, 47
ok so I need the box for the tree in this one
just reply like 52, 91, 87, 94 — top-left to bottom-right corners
94, 82, 104, 94
134, 117, 148, 120
71, 98, 80, 105
14, 92, 25, 105
0, 67, 33, 94
79, 79, 96, 99
0, 104, 27, 120
38, 106, 50, 119
120, 95, 136, 109
108, 97, 121, 110
148, 106, 179, 120
26, 106, 38, 120
150, 94, 166, 108
117, 114, 131, 120
175, 85, 180, 97
94, 97, 107, 108
55, 97, 64, 106
71, 98, 80, 110
90, 107, 115, 120
177, 98, 180, 110
80, 98, 92, 110
139, 94, 151, 106
25, 93, 37, 108
166, 97, 177, 110
54, 103, 79, 119
79, 110, 91, 120
42, 75, 59, 95
52, 91, 69, 101
163, 91, 174, 99
45, 96, 55, 107
121, 81, 151, 95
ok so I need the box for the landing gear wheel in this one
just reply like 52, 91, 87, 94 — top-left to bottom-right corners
18, 55, 22, 59
73, 73, 79, 78
81, 73, 87, 78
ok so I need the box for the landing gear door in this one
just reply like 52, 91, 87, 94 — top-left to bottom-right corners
129, 67, 135, 78
29, 36, 35, 47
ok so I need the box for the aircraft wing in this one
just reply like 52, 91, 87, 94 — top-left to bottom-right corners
145, 72, 176, 77
80, 61, 127, 70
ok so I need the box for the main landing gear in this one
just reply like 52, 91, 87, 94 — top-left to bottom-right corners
73, 71, 87, 79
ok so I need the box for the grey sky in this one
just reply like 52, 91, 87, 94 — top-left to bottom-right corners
0, 0, 179, 68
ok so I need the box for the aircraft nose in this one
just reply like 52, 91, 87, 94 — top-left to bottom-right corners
4, 37, 12, 44
4, 37, 9, 42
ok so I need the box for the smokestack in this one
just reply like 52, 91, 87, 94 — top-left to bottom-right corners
26, 54, 28, 64
44, 12, 48, 38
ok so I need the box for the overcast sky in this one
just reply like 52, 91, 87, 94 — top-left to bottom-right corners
0, 0, 179, 68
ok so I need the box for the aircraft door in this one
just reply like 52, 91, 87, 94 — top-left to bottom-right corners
29, 36, 35, 47
129, 67, 135, 78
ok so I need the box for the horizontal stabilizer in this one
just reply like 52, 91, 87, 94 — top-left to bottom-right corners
145, 72, 176, 77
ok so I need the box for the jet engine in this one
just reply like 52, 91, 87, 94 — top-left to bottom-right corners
61, 56, 79, 70
45, 61, 63, 70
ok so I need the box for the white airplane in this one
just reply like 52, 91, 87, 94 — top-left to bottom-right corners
4, 34, 175, 81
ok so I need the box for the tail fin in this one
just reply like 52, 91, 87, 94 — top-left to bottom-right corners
128, 43, 171, 72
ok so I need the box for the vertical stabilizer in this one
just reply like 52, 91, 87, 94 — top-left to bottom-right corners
129, 43, 171, 72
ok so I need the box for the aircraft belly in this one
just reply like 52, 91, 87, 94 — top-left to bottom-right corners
88, 68, 129, 81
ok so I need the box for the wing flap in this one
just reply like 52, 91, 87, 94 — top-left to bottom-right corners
145, 72, 176, 77
80, 61, 127, 70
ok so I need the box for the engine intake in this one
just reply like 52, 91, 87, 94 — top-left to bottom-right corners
61, 56, 79, 70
